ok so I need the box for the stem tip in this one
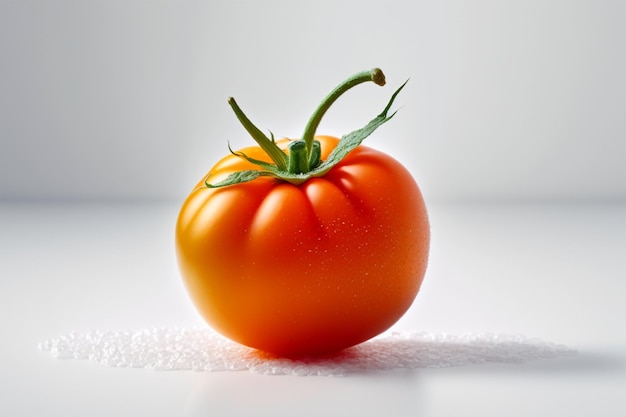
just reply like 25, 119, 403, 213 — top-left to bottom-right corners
371, 68, 386, 86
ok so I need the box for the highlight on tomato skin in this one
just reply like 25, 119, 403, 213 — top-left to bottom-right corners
175, 69, 430, 356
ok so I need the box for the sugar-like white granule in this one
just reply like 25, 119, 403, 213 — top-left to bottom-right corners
38, 328, 576, 376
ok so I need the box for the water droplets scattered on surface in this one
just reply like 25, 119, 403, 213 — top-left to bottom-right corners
38, 328, 575, 376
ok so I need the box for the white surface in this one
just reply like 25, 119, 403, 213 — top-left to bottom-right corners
1, 202, 624, 416
1, 0, 625, 202
38, 328, 576, 376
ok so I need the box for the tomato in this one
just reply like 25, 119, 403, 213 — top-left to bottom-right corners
175, 69, 429, 356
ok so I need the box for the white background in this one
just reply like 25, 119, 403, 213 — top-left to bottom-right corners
1, 1, 625, 416
1, 0, 624, 203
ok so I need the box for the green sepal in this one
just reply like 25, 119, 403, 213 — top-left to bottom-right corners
227, 143, 280, 172
228, 97, 288, 170
206, 77, 408, 188
307, 79, 407, 178
205, 170, 279, 188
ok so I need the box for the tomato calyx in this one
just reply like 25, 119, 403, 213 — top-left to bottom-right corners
206, 68, 408, 188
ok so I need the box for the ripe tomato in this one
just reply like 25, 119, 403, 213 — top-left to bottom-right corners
175, 69, 429, 356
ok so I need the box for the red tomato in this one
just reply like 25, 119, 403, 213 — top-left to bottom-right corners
176, 135, 429, 355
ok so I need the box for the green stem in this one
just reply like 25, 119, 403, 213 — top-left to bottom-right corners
287, 140, 308, 174
286, 139, 323, 175
308, 140, 321, 170
301, 68, 386, 169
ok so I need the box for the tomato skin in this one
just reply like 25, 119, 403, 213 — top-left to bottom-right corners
176, 136, 429, 355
